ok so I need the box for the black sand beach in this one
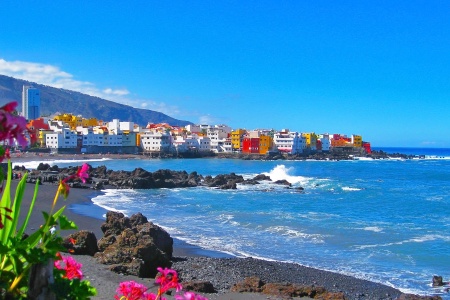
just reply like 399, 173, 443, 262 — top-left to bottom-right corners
10, 154, 434, 299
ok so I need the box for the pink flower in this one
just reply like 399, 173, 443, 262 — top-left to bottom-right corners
54, 255, 83, 280
114, 281, 156, 300
0, 102, 17, 112
156, 267, 183, 293
0, 101, 29, 150
76, 163, 90, 183
175, 292, 209, 300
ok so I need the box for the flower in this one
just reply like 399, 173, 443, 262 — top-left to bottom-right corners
114, 281, 157, 300
155, 267, 183, 293
175, 292, 209, 300
59, 163, 90, 199
76, 163, 90, 183
0, 101, 29, 162
54, 255, 83, 280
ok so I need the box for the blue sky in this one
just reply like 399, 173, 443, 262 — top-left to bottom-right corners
1, 1, 449, 147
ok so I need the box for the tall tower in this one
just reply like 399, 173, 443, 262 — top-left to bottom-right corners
22, 85, 40, 120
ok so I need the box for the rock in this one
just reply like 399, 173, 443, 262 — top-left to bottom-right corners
274, 179, 291, 186
37, 163, 51, 171
253, 174, 271, 181
181, 281, 216, 293
203, 173, 244, 189
95, 211, 173, 278
231, 276, 264, 293
232, 277, 338, 299
136, 222, 173, 257
97, 234, 116, 252
63, 230, 98, 256
432, 275, 444, 287
100, 211, 131, 237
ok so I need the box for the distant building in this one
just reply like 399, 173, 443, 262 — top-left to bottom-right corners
22, 86, 40, 120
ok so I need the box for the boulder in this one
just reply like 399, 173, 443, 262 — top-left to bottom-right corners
253, 174, 271, 181
181, 281, 216, 293
432, 275, 444, 287
63, 230, 98, 256
274, 179, 291, 186
100, 211, 131, 237
95, 211, 173, 278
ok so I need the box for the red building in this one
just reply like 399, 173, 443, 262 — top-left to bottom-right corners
242, 137, 260, 154
363, 142, 372, 154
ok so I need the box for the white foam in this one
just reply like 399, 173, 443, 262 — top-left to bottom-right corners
341, 186, 362, 191
12, 157, 111, 169
263, 164, 309, 185
265, 225, 325, 243
363, 226, 384, 233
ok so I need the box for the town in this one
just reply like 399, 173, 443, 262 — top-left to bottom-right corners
22, 85, 372, 156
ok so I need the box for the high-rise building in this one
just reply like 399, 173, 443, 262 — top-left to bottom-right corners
22, 86, 41, 120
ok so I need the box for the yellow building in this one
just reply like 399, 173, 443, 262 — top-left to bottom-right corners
302, 132, 318, 149
352, 134, 363, 147
259, 135, 274, 155
53, 113, 98, 129
231, 129, 246, 150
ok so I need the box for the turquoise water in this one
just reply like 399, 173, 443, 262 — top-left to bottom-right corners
25, 148, 450, 297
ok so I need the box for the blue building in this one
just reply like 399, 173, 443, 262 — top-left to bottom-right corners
22, 85, 40, 120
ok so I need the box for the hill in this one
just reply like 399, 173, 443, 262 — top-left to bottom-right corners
0, 75, 192, 127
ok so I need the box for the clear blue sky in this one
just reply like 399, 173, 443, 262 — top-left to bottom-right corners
1, 1, 449, 147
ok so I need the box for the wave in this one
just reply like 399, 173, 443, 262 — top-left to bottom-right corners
354, 234, 450, 250
263, 164, 310, 185
341, 186, 362, 192
12, 157, 112, 169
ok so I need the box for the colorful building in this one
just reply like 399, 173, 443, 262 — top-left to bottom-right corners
259, 135, 274, 154
231, 129, 246, 151
242, 137, 260, 154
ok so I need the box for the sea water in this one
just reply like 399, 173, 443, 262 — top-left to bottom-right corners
18, 148, 450, 297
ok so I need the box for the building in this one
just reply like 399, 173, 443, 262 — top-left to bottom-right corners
22, 86, 40, 120
231, 129, 246, 151
45, 128, 78, 150
273, 129, 305, 154
140, 131, 171, 152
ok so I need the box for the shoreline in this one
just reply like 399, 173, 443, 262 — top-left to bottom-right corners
10, 156, 440, 299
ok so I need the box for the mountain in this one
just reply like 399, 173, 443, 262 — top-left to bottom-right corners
0, 75, 192, 127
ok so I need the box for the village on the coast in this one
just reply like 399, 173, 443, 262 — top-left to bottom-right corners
21, 85, 373, 157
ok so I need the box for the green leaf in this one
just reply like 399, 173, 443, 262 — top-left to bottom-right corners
59, 215, 78, 230
0, 161, 13, 244
17, 176, 38, 237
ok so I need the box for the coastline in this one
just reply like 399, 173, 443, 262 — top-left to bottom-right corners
10, 155, 438, 299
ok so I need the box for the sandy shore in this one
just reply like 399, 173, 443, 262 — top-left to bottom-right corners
9, 155, 431, 300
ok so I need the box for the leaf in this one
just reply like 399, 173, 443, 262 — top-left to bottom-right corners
59, 215, 78, 230
17, 176, 37, 237
0, 161, 13, 244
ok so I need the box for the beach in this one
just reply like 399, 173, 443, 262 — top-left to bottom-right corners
10, 154, 434, 300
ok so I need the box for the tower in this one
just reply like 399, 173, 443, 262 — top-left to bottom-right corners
22, 85, 40, 120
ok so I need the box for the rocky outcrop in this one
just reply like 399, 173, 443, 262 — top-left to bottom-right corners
63, 230, 98, 256
94, 211, 173, 278
203, 173, 245, 189
231, 276, 344, 299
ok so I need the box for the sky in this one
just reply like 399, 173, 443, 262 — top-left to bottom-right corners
1, 1, 450, 147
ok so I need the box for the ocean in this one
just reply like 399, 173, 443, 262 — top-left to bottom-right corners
17, 147, 450, 297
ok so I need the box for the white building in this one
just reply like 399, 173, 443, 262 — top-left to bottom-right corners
318, 134, 331, 151
77, 127, 104, 146
207, 125, 232, 153
273, 130, 305, 154
46, 128, 78, 150
22, 86, 40, 120
197, 136, 211, 152
140, 131, 171, 152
